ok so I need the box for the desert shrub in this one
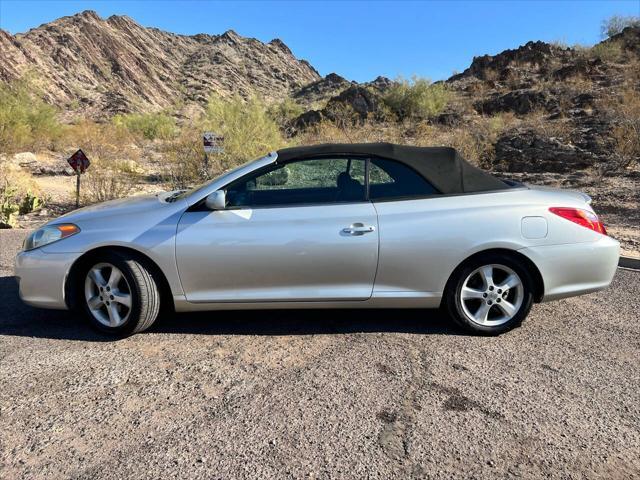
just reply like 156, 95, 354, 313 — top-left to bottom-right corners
268, 98, 305, 128
382, 77, 451, 121
80, 159, 141, 204
601, 15, 640, 38
589, 41, 626, 62
201, 95, 284, 169
413, 113, 516, 167
297, 119, 405, 146
61, 120, 140, 163
0, 78, 61, 154
163, 127, 214, 190
112, 112, 177, 140
608, 89, 640, 171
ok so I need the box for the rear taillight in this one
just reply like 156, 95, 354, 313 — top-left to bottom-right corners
549, 207, 607, 235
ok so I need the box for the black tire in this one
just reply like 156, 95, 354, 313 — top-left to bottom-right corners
444, 252, 534, 335
79, 251, 161, 336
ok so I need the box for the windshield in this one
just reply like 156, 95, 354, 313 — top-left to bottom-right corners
167, 154, 273, 202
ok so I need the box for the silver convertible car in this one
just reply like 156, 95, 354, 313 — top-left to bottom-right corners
15, 143, 619, 336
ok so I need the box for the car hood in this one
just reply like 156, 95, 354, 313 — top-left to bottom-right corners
51, 192, 180, 225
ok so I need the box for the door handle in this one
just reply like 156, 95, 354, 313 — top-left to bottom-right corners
342, 224, 376, 236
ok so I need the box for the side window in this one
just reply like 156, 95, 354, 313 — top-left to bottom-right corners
369, 158, 439, 200
226, 158, 366, 207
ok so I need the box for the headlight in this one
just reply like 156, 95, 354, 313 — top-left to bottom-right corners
23, 224, 80, 251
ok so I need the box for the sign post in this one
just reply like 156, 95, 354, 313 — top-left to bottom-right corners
67, 149, 90, 208
202, 132, 224, 178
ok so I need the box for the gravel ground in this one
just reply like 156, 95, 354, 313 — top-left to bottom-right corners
1, 229, 639, 479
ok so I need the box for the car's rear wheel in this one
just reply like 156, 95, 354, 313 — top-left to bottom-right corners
80, 252, 160, 336
444, 253, 534, 335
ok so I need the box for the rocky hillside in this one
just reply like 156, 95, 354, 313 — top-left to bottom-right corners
291, 27, 639, 176
0, 10, 320, 118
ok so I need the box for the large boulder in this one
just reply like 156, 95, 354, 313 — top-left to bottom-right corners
291, 109, 324, 130
292, 73, 352, 107
474, 89, 558, 115
325, 85, 381, 120
291, 85, 383, 132
492, 129, 600, 173
449, 41, 571, 82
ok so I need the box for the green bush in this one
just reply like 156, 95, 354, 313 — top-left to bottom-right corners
0, 77, 61, 153
589, 41, 626, 62
112, 112, 177, 140
268, 98, 305, 127
382, 76, 451, 121
201, 95, 284, 170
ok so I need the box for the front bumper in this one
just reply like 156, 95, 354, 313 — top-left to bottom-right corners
519, 235, 620, 302
14, 249, 81, 310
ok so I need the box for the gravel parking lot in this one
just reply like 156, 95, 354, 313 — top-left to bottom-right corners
1, 229, 639, 479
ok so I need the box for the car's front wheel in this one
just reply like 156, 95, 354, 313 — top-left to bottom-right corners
444, 253, 534, 335
80, 252, 160, 336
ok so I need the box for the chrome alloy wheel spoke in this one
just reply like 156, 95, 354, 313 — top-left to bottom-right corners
84, 263, 132, 328
460, 263, 524, 327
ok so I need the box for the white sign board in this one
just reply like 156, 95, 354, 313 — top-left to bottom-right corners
203, 132, 224, 154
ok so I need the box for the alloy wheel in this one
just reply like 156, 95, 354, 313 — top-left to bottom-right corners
84, 262, 132, 328
459, 263, 524, 327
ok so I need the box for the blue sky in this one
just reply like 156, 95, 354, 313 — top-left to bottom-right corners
1, 0, 638, 82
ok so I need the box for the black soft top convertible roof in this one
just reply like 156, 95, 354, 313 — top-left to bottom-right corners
276, 143, 508, 194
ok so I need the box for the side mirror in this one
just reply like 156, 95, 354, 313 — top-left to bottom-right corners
205, 190, 226, 210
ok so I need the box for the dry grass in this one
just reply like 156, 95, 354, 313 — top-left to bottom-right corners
522, 109, 573, 139
59, 120, 140, 163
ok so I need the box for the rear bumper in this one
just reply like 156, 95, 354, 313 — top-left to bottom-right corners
14, 249, 80, 310
519, 236, 620, 302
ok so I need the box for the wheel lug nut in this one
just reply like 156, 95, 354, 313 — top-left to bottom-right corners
483, 293, 487, 298
489, 286, 494, 291
106, 287, 111, 292
99, 296, 103, 301
497, 298, 501, 303
110, 295, 114, 300
488, 300, 493, 305
497, 289, 502, 294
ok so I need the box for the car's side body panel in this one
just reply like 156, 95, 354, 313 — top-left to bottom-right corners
519, 236, 619, 301
175, 203, 379, 302
370, 187, 608, 297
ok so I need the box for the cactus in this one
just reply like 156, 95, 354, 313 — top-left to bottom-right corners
19, 191, 44, 215
0, 185, 19, 228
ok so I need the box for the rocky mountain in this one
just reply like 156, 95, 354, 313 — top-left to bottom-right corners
290, 27, 639, 176
0, 10, 320, 118
446, 27, 639, 174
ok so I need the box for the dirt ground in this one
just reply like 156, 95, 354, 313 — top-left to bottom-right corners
1, 229, 639, 479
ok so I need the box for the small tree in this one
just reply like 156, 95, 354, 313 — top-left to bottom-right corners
601, 15, 640, 39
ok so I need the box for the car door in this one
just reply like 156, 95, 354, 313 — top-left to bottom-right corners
367, 157, 446, 296
175, 157, 379, 303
